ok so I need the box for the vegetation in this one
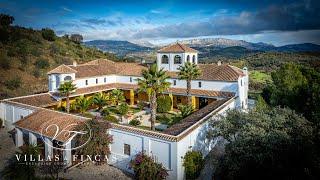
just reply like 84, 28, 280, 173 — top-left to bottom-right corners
75, 118, 113, 162
183, 151, 204, 180
4, 76, 22, 90
118, 102, 129, 121
0, 13, 118, 99
58, 81, 77, 113
130, 151, 169, 180
262, 63, 320, 124
178, 104, 193, 118
109, 89, 125, 106
104, 114, 118, 123
1, 144, 40, 180
156, 95, 172, 113
137, 64, 171, 130
129, 119, 141, 126
70, 34, 83, 44
208, 106, 320, 180
41, 28, 56, 41
93, 92, 109, 110
156, 113, 182, 126
177, 62, 201, 105
74, 95, 92, 114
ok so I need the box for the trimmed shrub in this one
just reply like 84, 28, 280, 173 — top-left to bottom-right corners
157, 95, 172, 113
104, 115, 118, 123
41, 28, 55, 41
183, 151, 204, 180
129, 119, 141, 126
101, 108, 110, 116
130, 152, 168, 180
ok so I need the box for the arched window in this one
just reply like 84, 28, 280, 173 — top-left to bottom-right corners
186, 55, 190, 62
64, 76, 72, 81
161, 55, 169, 64
192, 55, 196, 63
174, 55, 182, 64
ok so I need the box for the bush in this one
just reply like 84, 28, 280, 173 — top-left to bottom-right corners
4, 77, 21, 90
34, 58, 49, 69
129, 119, 141, 126
0, 52, 11, 69
178, 104, 193, 118
101, 108, 110, 116
104, 115, 118, 123
41, 28, 55, 41
157, 95, 172, 113
70, 34, 83, 44
130, 152, 168, 180
183, 151, 204, 180
118, 103, 129, 116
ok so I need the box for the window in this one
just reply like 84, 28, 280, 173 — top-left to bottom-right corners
161, 55, 169, 64
174, 55, 182, 64
242, 101, 244, 109
241, 79, 243, 86
96, 79, 98, 84
130, 77, 132, 82
104, 77, 106, 83
198, 82, 202, 88
173, 80, 176, 86
124, 144, 130, 156
85, 80, 88, 86
192, 55, 196, 63
20, 115, 24, 119
177, 96, 182, 104
64, 76, 72, 81
186, 55, 190, 62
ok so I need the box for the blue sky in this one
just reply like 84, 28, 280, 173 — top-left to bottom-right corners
0, 0, 320, 46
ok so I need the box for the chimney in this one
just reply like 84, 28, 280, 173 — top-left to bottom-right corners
73, 61, 77, 67
217, 61, 222, 66
243, 67, 248, 75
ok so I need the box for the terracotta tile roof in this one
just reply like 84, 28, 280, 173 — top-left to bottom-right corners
5, 93, 59, 107
47, 64, 77, 74
56, 83, 234, 98
14, 109, 88, 142
48, 59, 244, 81
163, 98, 231, 136
158, 43, 198, 53
111, 97, 236, 141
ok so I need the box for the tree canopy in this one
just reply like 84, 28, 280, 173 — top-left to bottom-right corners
208, 107, 320, 180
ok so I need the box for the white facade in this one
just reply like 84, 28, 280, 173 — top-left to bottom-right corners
157, 52, 198, 72
0, 102, 34, 129
108, 98, 236, 180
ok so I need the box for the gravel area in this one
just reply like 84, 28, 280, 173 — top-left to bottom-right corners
62, 163, 133, 180
0, 128, 17, 174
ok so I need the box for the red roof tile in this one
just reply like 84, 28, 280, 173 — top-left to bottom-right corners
158, 43, 198, 53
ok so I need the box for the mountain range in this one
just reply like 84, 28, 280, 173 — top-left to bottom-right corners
84, 38, 320, 60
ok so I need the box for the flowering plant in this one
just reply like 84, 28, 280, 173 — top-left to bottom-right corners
130, 151, 168, 180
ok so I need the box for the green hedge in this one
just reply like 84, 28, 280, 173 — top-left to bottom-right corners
157, 95, 172, 113
129, 119, 141, 126
104, 115, 118, 123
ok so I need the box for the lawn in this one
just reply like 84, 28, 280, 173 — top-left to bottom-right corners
250, 70, 272, 84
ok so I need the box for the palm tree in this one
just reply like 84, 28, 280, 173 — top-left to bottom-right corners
75, 96, 92, 114
137, 64, 171, 130
177, 62, 201, 106
58, 81, 77, 113
109, 89, 125, 106
93, 92, 109, 110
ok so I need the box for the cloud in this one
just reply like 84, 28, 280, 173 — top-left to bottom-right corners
133, 0, 320, 39
61, 7, 72, 12
81, 18, 106, 25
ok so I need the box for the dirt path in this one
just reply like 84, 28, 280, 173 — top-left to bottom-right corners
0, 128, 17, 175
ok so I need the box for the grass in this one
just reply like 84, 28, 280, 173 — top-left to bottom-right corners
250, 70, 272, 84
156, 112, 183, 126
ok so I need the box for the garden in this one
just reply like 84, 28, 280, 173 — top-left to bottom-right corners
56, 88, 194, 131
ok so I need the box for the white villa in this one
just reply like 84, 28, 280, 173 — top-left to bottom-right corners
0, 43, 248, 180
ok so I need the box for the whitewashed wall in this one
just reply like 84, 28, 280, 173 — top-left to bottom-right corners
109, 129, 178, 180
0, 102, 34, 130
157, 52, 198, 72
175, 98, 235, 179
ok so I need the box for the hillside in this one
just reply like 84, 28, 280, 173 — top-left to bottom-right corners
0, 25, 118, 99
84, 40, 153, 56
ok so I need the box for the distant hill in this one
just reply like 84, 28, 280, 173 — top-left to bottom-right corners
0, 24, 118, 99
194, 46, 261, 60
84, 40, 154, 56
179, 38, 320, 52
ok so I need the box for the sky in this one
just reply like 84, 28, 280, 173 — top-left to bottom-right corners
0, 0, 320, 46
